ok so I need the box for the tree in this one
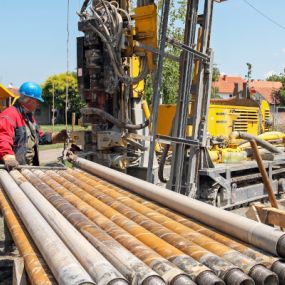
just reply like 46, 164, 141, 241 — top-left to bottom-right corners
41, 72, 85, 122
212, 66, 220, 82
144, 0, 184, 105
145, 2, 220, 105
266, 73, 285, 105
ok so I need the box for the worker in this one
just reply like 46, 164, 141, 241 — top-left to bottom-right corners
0, 82, 68, 171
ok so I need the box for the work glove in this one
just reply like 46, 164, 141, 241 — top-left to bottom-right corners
52, 129, 69, 144
3, 155, 19, 171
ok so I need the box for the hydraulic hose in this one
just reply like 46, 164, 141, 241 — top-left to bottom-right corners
81, 107, 149, 130
158, 144, 170, 183
235, 132, 283, 154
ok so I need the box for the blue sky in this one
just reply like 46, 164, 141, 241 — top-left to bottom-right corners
212, 0, 285, 79
0, 0, 285, 87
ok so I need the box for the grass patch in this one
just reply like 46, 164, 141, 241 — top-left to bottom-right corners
40, 124, 90, 133
39, 124, 90, 150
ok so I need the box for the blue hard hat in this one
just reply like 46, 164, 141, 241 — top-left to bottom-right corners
19, 82, 44, 103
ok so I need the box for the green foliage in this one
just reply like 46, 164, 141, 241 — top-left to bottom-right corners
144, 0, 184, 105
212, 66, 220, 82
145, 1, 220, 105
41, 72, 85, 121
266, 73, 285, 105
211, 87, 221, 98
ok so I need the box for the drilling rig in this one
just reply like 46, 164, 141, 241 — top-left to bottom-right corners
74, 0, 285, 209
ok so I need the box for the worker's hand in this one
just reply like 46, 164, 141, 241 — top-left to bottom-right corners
52, 129, 69, 144
3, 155, 19, 172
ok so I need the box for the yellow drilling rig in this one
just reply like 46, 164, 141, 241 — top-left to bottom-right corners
73, 0, 285, 209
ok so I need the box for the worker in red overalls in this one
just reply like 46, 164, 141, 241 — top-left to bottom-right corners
0, 82, 68, 171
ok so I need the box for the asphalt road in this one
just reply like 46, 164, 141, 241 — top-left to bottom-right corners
39, 148, 64, 164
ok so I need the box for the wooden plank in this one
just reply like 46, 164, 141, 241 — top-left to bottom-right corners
254, 204, 285, 228
12, 257, 27, 285
245, 204, 261, 222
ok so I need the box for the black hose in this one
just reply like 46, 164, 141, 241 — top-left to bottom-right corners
158, 143, 170, 183
237, 132, 283, 154
80, 0, 91, 14
81, 108, 149, 130
158, 122, 174, 183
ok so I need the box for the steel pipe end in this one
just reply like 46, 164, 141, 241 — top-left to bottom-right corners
142, 276, 167, 285
195, 270, 225, 285
108, 279, 129, 285
249, 265, 278, 285
271, 260, 285, 284
171, 274, 196, 285
277, 235, 285, 257
224, 269, 254, 285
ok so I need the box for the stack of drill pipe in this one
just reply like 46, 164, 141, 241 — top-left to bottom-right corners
72, 157, 285, 257
56, 169, 280, 285
29, 169, 224, 285
0, 170, 95, 285
34, 169, 253, 285
0, 189, 57, 285
9, 170, 129, 285
64, 168, 281, 285
22, 169, 184, 285
77, 167, 285, 283
1, 161, 284, 285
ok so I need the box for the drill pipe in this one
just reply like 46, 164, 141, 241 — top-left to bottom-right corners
72, 157, 285, 257
92, 173, 285, 284
28, 170, 173, 285
67, 169, 278, 285
0, 170, 94, 285
14, 169, 127, 285
0, 189, 56, 285
44, 170, 223, 285
57, 170, 254, 285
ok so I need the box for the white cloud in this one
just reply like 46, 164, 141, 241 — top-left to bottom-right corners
264, 70, 277, 78
282, 48, 285, 53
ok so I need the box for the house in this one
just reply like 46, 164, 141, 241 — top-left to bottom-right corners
248, 80, 282, 113
0, 85, 52, 125
212, 75, 282, 113
212, 75, 245, 99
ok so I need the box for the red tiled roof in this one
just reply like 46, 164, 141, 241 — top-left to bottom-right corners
249, 80, 282, 89
212, 75, 245, 94
251, 87, 280, 104
212, 75, 282, 104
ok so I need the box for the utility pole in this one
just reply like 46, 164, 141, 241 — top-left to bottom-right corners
52, 82, 55, 132
245, 62, 252, 99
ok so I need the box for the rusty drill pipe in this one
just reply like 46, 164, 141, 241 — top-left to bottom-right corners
0, 189, 57, 285
68, 169, 279, 285
58, 170, 255, 285
31, 170, 176, 285
250, 139, 279, 209
117, 187, 285, 283
74, 169, 278, 263
76, 169, 285, 285
44, 170, 223, 285
72, 157, 285, 257
0, 170, 94, 285
127, 193, 285, 283
16, 170, 127, 285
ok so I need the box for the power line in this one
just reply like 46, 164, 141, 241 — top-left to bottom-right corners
243, 0, 285, 29
242, 0, 285, 31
